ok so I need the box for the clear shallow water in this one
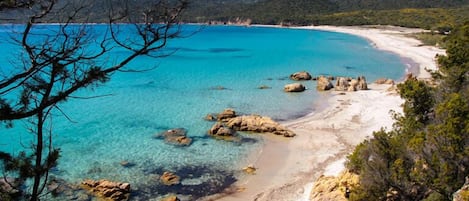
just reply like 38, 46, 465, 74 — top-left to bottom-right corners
0, 24, 406, 199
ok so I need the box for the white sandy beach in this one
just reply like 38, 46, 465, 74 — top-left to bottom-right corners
207, 25, 445, 201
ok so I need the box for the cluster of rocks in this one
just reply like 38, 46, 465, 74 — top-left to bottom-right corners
81, 179, 131, 201
0, 177, 21, 198
284, 71, 370, 93
206, 109, 296, 138
159, 128, 192, 146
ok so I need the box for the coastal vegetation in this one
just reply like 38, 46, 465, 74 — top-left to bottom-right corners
345, 23, 469, 201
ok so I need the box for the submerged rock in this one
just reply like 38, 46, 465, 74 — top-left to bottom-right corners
316, 76, 334, 91
290, 71, 312, 81
0, 177, 21, 197
258, 85, 272, 89
284, 83, 306, 92
210, 86, 228, 90
205, 114, 217, 121
243, 165, 257, 174
81, 179, 130, 201
160, 128, 192, 146
160, 172, 180, 186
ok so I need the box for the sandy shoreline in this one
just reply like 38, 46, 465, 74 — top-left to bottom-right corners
210, 26, 445, 201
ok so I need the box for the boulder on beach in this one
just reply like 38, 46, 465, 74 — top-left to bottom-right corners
290, 71, 312, 81
226, 115, 296, 137
284, 83, 306, 92
160, 128, 192, 146
316, 76, 334, 91
375, 78, 395, 85
335, 77, 350, 91
357, 76, 368, 90
160, 172, 180, 186
81, 179, 131, 201
310, 170, 359, 201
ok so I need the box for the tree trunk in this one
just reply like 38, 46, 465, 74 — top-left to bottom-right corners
30, 112, 44, 201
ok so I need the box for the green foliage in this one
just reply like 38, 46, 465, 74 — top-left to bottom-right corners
422, 192, 445, 201
437, 24, 469, 93
411, 32, 447, 47
345, 22, 469, 200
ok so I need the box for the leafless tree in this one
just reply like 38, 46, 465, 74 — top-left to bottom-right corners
0, 0, 187, 200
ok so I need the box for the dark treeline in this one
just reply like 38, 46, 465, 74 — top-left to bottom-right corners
179, 0, 469, 28
2, 0, 469, 30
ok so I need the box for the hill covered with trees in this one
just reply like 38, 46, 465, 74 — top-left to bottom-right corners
2, 0, 469, 29
180, 0, 469, 28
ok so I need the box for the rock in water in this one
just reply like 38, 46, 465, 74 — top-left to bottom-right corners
81, 179, 130, 201
290, 71, 312, 80
160, 172, 180, 186
284, 83, 306, 92
226, 115, 295, 137
208, 122, 236, 136
217, 108, 237, 121
160, 128, 192, 146
316, 76, 333, 91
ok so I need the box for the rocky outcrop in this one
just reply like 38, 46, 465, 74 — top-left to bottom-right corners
207, 109, 295, 138
160, 128, 192, 146
160, 172, 180, 186
217, 108, 237, 121
357, 76, 368, 90
335, 77, 350, 91
208, 122, 236, 137
316, 76, 334, 91
290, 71, 312, 81
284, 83, 306, 92
453, 176, 469, 201
310, 170, 359, 201
226, 115, 295, 137
81, 179, 130, 201
332, 76, 368, 91
375, 78, 395, 85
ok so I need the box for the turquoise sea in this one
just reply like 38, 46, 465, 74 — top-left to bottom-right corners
0, 24, 406, 200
